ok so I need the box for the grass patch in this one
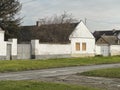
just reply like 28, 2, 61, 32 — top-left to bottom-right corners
0, 56, 120, 72
80, 68, 120, 78
0, 81, 102, 90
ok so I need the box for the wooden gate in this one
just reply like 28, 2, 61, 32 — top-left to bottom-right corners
6, 44, 12, 60
17, 44, 31, 59
101, 45, 110, 56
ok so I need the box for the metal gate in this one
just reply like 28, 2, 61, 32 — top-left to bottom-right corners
101, 45, 110, 56
17, 44, 31, 59
6, 44, 12, 60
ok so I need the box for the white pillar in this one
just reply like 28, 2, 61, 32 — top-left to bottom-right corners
8, 38, 17, 60
31, 39, 39, 59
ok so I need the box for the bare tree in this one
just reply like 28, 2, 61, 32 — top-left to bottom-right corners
37, 11, 77, 25
32, 12, 78, 43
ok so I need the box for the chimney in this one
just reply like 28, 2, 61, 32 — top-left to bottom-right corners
36, 21, 41, 27
36, 19, 45, 27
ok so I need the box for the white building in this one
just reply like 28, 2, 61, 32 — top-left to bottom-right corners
94, 30, 120, 56
69, 21, 95, 57
31, 21, 95, 59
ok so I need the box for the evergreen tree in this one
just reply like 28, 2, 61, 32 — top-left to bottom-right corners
0, 0, 21, 40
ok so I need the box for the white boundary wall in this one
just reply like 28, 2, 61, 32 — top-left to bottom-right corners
71, 38, 95, 55
0, 31, 6, 56
38, 44, 71, 55
31, 40, 71, 56
95, 45, 102, 55
0, 42, 7, 56
110, 45, 120, 56
0, 30, 17, 59
7, 39, 17, 56
95, 44, 120, 56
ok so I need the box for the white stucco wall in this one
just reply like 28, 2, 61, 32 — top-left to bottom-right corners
31, 40, 71, 55
0, 31, 7, 56
0, 31, 5, 41
8, 39, 17, 56
69, 21, 94, 39
38, 44, 71, 55
69, 21, 95, 57
0, 33, 17, 57
110, 45, 120, 56
0, 42, 7, 56
95, 45, 102, 55
31, 40, 39, 55
71, 38, 95, 55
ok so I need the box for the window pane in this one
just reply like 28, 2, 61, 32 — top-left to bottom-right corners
76, 43, 80, 51
82, 43, 86, 51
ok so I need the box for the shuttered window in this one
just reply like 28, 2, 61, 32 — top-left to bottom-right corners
82, 43, 86, 51
76, 43, 80, 51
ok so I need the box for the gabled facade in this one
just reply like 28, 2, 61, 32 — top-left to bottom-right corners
96, 36, 119, 45
69, 21, 95, 57
93, 30, 120, 42
94, 30, 120, 56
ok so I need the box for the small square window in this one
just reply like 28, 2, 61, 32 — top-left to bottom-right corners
76, 43, 80, 51
82, 43, 86, 51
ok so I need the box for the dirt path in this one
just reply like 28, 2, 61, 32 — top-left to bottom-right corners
37, 75, 120, 90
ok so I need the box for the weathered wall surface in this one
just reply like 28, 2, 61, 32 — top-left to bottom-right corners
69, 21, 94, 39
95, 44, 120, 56
31, 40, 71, 59
0, 30, 5, 41
38, 44, 71, 55
95, 44, 110, 56
8, 39, 17, 58
69, 21, 95, 57
110, 45, 120, 56
0, 42, 7, 59
17, 44, 31, 59
95, 45, 102, 55
0, 30, 17, 60
0, 31, 7, 60
71, 38, 95, 57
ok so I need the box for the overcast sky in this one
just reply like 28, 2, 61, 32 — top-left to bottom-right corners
20, 0, 120, 32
